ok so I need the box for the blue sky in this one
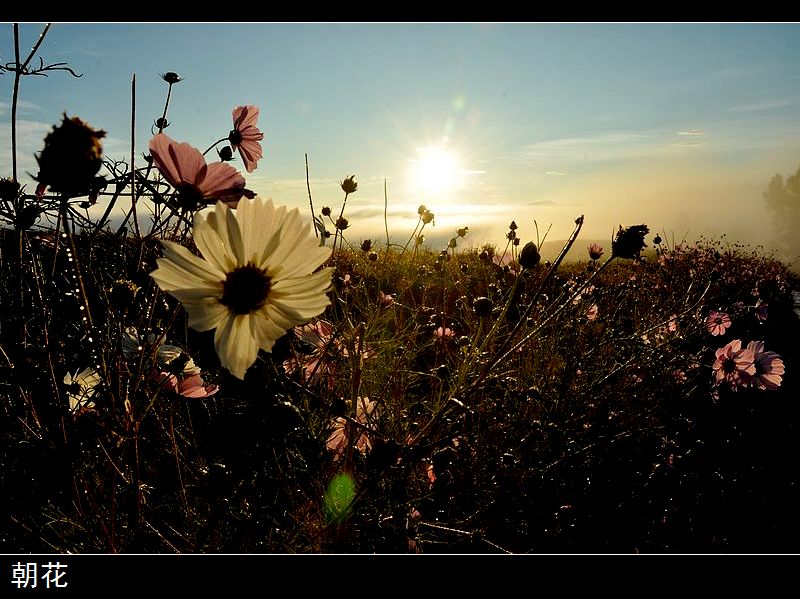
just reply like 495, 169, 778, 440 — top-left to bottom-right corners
2, 23, 800, 249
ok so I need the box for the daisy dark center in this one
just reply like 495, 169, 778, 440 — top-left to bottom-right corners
176, 183, 204, 211
722, 357, 736, 374
228, 129, 242, 146
220, 263, 272, 315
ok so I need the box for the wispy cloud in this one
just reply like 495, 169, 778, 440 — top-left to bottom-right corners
677, 129, 705, 136
544, 171, 567, 176
672, 141, 704, 148
519, 131, 653, 164
0, 119, 52, 180
708, 64, 777, 81
0, 99, 42, 117
725, 98, 800, 113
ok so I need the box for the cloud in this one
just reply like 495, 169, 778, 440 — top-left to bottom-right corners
544, 171, 567, 176
0, 99, 42, 117
519, 131, 654, 164
0, 119, 52, 181
525, 200, 560, 206
672, 141, 704, 148
725, 98, 800, 113
677, 129, 705, 136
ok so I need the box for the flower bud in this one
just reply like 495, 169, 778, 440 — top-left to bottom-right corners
321, 206, 331, 216
473, 296, 494, 317
108, 279, 140, 312
588, 243, 604, 261
340, 175, 358, 194
17, 205, 39, 230
217, 146, 234, 161
0, 178, 21, 203
519, 241, 541, 269
361, 239, 372, 252
161, 72, 182, 84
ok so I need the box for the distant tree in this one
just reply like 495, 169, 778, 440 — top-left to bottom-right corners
763, 164, 800, 259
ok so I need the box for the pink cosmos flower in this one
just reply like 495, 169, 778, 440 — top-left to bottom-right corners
754, 299, 768, 323
588, 243, 603, 261
434, 326, 454, 341
667, 314, 678, 333
426, 462, 436, 485
705, 310, 732, 336
229, 106, 264, 173
283, 320, 339, 387
326, 396, 378, 460
746, 341, 784, 390
152, 369, 219, 399
585, 303, 599, 321
284, 319, 373, 387
149, 133, 247, 209
712, 339, 756, 389
379, 291, 395, 307
658, 314, 678, 336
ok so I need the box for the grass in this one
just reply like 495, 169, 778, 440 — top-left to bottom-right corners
1, 222, 798, 553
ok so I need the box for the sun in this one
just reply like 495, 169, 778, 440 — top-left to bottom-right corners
408, 146, 466, 197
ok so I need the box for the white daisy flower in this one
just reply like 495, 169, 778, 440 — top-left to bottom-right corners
63, 367, 101, 413
150, 197, 333, 380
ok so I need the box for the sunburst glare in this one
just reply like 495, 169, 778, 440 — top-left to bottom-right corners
408, 145, 466, 198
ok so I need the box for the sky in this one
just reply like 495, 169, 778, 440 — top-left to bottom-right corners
2, 22, 800, 252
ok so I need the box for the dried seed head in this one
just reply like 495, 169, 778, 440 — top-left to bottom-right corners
612, 224, 649, 259
35, 114, 105, 196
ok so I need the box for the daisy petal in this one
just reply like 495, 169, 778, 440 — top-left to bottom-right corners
214, 313, 260, 380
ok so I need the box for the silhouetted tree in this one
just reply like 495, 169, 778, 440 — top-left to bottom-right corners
764, 164, 800, 259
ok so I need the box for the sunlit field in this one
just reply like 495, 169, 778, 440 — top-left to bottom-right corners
2, 24, 800, 554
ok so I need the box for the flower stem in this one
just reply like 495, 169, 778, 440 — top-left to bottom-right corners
305, 153, 317, 237
10, 23, 51, 186
384, 178, 390, 249
202, 137, 229, 157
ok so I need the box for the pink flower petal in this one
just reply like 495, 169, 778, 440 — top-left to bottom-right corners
233, 105, 261, 131
237, 140, 263, 173
149, 133, 205, 188
198, 162, 246, 199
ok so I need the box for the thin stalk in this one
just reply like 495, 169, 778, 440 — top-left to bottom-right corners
201, 137, 228, 157
10, 23, 52, 185
130, 74, 141, 240
306, 153, 317, 237
384, 178, 390, 249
